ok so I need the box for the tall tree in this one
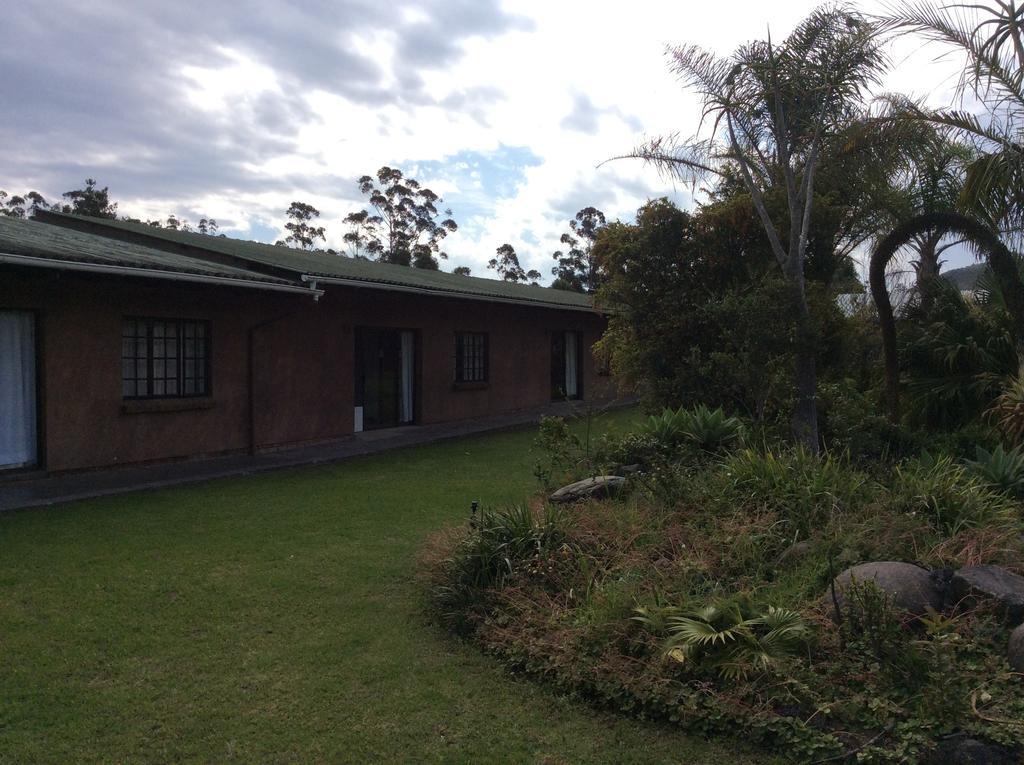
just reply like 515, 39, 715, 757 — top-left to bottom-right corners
342, 167, 457, 269
60, 178, 117, 218
452, 265, 472, 276
489, 243, 541, 283
880, 1, 1024, 237
551, 206, 607, 292
0, 190, 48, 218
623, 5, 886, 451
197, 218, 218, 235
277, 201, 326, 250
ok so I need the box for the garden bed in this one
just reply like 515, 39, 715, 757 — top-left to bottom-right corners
423, 410, 1024, 763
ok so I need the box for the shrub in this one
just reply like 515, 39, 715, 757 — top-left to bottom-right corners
835, 579, 917, 668
818, 379, 922, 463
431, 504, 569, 635
679, 404, 745, 451
716, 448, 869, 536
636, 597, 812, 680
965, 443, 1024, 498
637, 406, 691, 447
988, 373, 1024, 445
533, 415, 582, 486
595, 432, 671, 470
638, 405, 744, 453
888, 454, 1017, 536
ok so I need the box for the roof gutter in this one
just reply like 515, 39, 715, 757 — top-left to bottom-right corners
0, 252, 324, 298
300, 274, 596, 313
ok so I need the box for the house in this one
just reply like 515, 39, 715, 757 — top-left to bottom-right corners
0, 213, 614, 475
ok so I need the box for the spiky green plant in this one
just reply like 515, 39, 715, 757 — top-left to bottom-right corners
679, 404, 745, 452
965, 442, 1024, 497
638, 406, 691, 447
639, 405, 744, 452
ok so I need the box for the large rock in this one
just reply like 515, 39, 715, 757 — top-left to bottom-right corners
830, 562, 943, 617
950, 565, 1024, 623
549, 476, 626, 504
1008, 624, 1024, 673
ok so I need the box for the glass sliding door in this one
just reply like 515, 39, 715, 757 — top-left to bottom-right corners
551, 330, 583, 401
0, 311, 37, 470
354, 327, 416, 431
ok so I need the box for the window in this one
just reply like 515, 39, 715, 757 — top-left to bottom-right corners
122, 318, 210, 399
455, 332, 488, 384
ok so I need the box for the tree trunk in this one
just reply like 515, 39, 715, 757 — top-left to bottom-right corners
792, 302, 820, 453
787, 268, 819, 453
916, 232, 942, 312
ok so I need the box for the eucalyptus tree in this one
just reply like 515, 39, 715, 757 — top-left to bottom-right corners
60, 179, 117, 218
0, 190, 48, 218
277, 201, 326, 250
342, 167, 458, 269
489, 243, 541, 283
620, 4, 887, 451
551, 207, 607, 292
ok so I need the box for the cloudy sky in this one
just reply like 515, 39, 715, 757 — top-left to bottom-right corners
0, 0, 975, 280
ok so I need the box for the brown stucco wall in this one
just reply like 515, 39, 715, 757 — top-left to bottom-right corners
0, 267, 613, 473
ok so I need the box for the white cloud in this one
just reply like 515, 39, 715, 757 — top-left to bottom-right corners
2, 0, 984, 278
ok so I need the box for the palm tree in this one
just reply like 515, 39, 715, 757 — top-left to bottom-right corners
867, 2, 1024, 420
616, 4, 887, 451
879, 1, 1024, 234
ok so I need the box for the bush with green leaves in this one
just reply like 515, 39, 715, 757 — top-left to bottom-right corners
965, 443, 1024, 498
888, 453, 1017, 536
715, 447, 869, 536
637, 406, 691, 447
635, 597, 812, 679
430, 504, 568, 635
426, 408, 1024, 761
638, 404, 744, 452
532, 415, 583, 486
595, 431, 672, 470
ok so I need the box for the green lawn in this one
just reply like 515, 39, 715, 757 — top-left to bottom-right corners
0, 408, 771, 764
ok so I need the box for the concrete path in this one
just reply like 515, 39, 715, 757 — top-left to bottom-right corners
0, 399, 633, 512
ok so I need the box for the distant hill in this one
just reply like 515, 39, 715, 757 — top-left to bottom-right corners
942, 263, 986, 291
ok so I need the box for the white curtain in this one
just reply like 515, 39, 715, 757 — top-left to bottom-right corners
0, 311, 37, 469
400, 331, 415, 424
564, 331, 578, 399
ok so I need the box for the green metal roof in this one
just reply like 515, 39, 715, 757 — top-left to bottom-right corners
0, 215, 299, 287
41, 211, 597, 311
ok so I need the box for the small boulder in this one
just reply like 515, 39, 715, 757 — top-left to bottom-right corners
830, 562, 943, 617
775, 541, 812, 566
926, 737, 1018, 765
949, 565, 1024, 623
549, 475, 626, 504
1009, 624, 1024, 673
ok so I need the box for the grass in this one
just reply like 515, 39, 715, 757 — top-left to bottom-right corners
0, 407, 772, 764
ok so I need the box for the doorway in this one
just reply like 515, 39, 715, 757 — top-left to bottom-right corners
551, 330, 583, 401
354, 327, 416, 431
0, 311, 38, 470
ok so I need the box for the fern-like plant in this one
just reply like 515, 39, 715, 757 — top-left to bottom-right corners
635, 598, 811, 679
